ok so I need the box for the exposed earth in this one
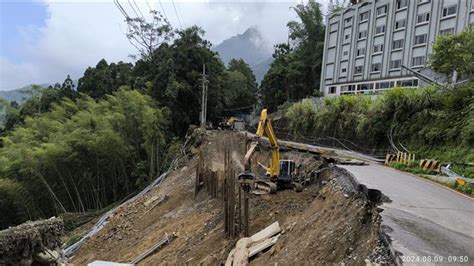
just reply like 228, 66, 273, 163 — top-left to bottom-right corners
69, 130, 392, 265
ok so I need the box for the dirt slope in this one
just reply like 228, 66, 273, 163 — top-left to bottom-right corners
70, 130, 386, 265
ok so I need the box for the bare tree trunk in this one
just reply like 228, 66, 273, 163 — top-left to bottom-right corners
36, 172, 67, 214
65, 167, 86, 213
53, 164, 77, 212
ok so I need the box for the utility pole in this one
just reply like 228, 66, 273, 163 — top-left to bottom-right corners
200, 64, 208, 128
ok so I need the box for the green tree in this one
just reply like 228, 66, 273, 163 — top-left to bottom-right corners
0, 88, 169, 228
286, 98, 318, 135
287, 0, 325, 91
228, 58, 257, 90
124, 10, 174, 60
137, 26, 226, 136
260, 0, 325, 111
222, 59, 258, 113
430, 24, 474, 79
60, 74, 78, 99
78, 59, 134, 99
328, 0, 349, 14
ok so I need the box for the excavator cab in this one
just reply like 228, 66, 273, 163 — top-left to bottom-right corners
278, 160, 295, 182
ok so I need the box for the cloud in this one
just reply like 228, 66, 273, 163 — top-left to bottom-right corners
1, 1, 135, 89
1, 0, 329, 90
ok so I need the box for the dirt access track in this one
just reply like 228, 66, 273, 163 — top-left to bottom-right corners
70, 130, 392, 265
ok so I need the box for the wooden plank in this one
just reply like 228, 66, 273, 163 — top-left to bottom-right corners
248, 235, 280, 258
225, 222, 281, 265
232, 238, 252, 266
249, 221, 280, 243
224, 248, 235, 266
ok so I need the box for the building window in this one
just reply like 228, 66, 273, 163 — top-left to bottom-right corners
414, 34, 428, 45
440, 28, 455, 35
412, 56, 425, 67
396, 0, 408, 10
373, 44, 384, 53
343, 51, 349, 56
395, 19, 406, 30
400, 79, 419, 87
329, 86, 337, 94
358, 30, 367, 39
356, 48, 365, 57
345, 17, 352, 26
354, 66, 363, 74
376, 81, 396, 90
392, 39, 404, 50
442, 5, 457, 17
390, 59, 402, 69
358, 83, 374, 91
341, 68, 347, 73
417, 13, 430, 24
359, 11, 369, 22
375, 25, 386, 35
371, 63, 382, 72
341, 85, 356, 92
377, 5, 387, 16
345, 34, 350, 40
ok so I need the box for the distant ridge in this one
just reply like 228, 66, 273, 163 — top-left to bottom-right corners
0, 80, 78, 103
213, 27, 273, 83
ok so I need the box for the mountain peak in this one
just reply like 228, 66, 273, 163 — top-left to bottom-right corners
242, 26, 260, 37
213, 27, 273, 83
214, 27, 271, 66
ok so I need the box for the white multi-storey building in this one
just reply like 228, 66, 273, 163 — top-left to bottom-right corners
320, 0, 474, 96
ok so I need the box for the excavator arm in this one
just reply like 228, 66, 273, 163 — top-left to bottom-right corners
243, 109, 280, 178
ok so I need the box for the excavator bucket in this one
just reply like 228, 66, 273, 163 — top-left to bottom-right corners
238, 171, 255, 192
238, 171, 255, 181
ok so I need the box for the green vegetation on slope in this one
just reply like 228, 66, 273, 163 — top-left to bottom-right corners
286, 84, 473, 172
0, 89, 168, 228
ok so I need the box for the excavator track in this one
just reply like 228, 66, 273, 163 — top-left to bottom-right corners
253, 180, 277, 195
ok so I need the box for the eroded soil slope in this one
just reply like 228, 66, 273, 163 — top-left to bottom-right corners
71, 130, 384, 265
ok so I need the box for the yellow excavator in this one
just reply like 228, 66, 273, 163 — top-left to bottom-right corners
238, 109, 302, 194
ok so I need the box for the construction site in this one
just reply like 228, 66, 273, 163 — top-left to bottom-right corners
0, 113, 393, 265
1, 105, 472, 265
61, 126, 392, 265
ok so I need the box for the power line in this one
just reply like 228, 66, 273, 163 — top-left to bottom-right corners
132, 0, 146, 19
114, 0, 131, 19
171, 0, 182, 28
127, 0, 142, 19
175, 1, 184, 26
146, 0, 154, 16
157, 0, 170, 22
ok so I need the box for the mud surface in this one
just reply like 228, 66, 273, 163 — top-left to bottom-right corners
70, 130, 388, 265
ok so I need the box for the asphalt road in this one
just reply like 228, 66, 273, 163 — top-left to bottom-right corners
340, 164, 474, 263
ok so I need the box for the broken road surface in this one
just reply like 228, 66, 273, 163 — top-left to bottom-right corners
341, 164, 474, 260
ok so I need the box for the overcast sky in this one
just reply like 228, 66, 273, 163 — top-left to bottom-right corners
0, 0, 329, 90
